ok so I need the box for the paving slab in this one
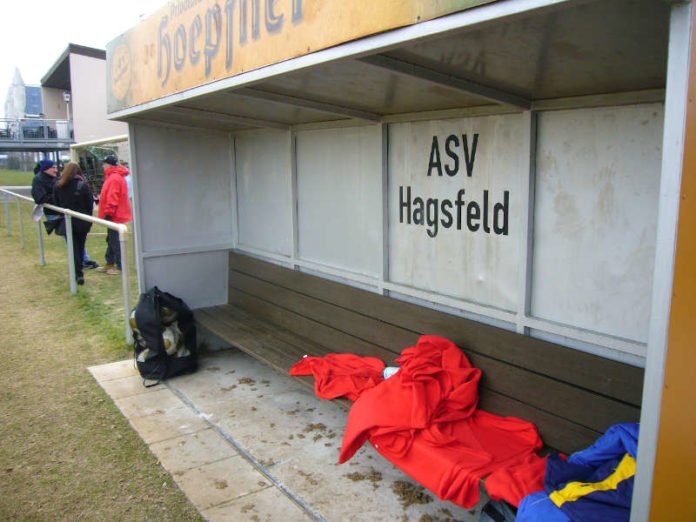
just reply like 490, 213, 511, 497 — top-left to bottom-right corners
88, 358, 138, 381
89, 349, 486, 521
121, 403, 209, 445
149, 428, 239, 475
171, 457, 271, 511
97, 374, 162, 400
115, 388, 189, 418
202, 484, 314, 522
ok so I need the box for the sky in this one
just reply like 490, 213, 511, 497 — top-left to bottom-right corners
0, 0, 167, 117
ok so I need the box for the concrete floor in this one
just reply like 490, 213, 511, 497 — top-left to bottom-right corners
89, 348, 486, 521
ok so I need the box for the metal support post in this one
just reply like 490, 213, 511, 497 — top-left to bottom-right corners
17, 199, 25, 248
65, 216, 77, 294
37, 221, 46, 266
119, 228, 133, 344
4, 193, 10, 236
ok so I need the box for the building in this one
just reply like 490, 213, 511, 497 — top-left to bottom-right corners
1, 44, 130, 171
41, 43, 127, 144
3, 68, 42, 120
0, 68, 61, 168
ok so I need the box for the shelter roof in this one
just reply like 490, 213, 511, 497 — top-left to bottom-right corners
108, 0, 670, 130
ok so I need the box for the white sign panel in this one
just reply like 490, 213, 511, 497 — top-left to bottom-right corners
532, 104, 663, 345
235, 132, 293, 256
296, 126, 383, 276
388, 115, 526, 311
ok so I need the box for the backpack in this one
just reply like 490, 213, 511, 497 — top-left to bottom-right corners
131, 286, 198, 386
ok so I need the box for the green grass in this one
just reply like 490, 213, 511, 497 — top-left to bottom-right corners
0, 262, 203, 522
1, 171, 140, 346
0, 173, 203, 521
0, 168, 34, 186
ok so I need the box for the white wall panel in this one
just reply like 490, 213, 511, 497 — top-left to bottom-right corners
388, 115, 526, 311
134, 125, 234, 253
296, 126, 383, 276
532, 104, 663, 345
70, 54, 127, 142
142, 252, 228, 309
235, 132, 293, 256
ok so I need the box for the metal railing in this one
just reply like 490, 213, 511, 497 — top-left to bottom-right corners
0, 118, 73, 143
1, 186, 133, 344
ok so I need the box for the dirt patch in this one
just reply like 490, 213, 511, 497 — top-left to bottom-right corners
238, 377, 256, 385
214, 479, 228, 490
302, 422, 339, 443
298, 470, 319, 486
344, 468, 383, 490
416, 509, 459, 522
303, 422, 328, 433
392, 480, 433, 509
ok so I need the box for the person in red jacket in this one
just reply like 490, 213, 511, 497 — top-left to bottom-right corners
96, 154, 132, 275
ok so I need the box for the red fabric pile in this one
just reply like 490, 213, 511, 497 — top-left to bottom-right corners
289, 353, 385, 401
290, 335, 547, 508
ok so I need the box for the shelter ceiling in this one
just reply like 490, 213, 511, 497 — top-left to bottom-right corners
126, 0, 670, 132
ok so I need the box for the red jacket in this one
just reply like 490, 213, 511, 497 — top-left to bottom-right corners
98, 165, 132, 223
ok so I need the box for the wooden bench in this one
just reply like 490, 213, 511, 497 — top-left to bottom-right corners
196, 251, 643, 454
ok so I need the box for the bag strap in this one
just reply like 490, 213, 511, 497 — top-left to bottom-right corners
134, 341, 169, 388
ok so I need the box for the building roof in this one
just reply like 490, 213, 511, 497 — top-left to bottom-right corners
41, 44, 106, 90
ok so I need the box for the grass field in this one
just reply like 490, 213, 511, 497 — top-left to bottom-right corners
0, 168, 35, 186
1, 168, 139, 331
0, 169, 204, 520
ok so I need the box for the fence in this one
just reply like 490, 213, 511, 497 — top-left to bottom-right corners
1, 186, 133, 344
0, 118, 73, 142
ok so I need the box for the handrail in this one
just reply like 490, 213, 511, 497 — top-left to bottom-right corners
1, 186, 133, 344
0, 118, 73, 143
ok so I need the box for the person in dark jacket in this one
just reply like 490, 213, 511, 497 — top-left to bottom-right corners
53, 162, 94, 285
31, 159, 62, 233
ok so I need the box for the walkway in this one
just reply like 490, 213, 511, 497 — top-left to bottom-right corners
90, 348, 486, 521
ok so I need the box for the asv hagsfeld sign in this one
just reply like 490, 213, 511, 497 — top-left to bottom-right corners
389, 115, 523, 311
399, 132, 510, 238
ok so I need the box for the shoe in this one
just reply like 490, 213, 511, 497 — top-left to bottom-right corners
84, 261, 99, 270
95, 264, 115, 273
106, 268, 122, 276
77, 277, 85, 285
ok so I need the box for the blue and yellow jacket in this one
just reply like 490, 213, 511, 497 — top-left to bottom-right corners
516, 423, 639, 522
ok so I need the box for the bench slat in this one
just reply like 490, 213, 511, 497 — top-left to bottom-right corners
197, 305, 352, 410
229, 287, 402, 365
230, 252, 643, 406
227, 277, 639, 434
479, 392, 602, 454
230, 269, 417, 355
196, 251, 645, 454
197, 303, 610, 452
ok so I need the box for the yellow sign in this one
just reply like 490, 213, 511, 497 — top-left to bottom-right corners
106, 0, 497, 112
